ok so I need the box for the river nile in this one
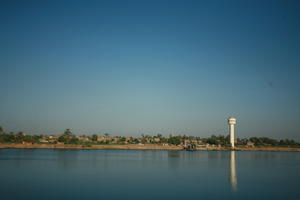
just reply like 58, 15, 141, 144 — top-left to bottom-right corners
0, 149, 299, 200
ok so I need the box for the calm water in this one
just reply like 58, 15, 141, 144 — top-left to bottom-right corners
0, 149, 299, 200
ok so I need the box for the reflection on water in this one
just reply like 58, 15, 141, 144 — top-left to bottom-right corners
0, 149, 300, 200
167, 151, 180, 170
57, 149, 79, 170
230, 151, 237, 192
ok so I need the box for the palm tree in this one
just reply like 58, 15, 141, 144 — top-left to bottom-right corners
64, 129, 72, 136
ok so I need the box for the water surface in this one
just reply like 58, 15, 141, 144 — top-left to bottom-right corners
0, 149, 299, 200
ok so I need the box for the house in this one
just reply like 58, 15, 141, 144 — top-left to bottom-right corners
77, 136, 90, 142
97, 136, 106, 142
196, 144, 207, 148
56, 142, 64, 145
22, 141, 32, 145
39, 138, 49, 143
246, 141, 255, 147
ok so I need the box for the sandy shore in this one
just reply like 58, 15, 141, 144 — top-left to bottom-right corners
235, 147, 300, 152
0, 143, 182, 150
0, 143, 300, 151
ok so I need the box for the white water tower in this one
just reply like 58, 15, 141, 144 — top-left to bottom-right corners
228, 117, 237, 148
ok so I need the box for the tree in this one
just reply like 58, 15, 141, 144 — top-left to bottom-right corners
69, 136, 79, 144
168, 136, 181, 145
15, 132, 25, 143
58, 135, 67, 143
58, 129, 73, 143
92, 134, 98, 141
64, 129, 72, 136
104, 133, 110, 137
0, 126, 3, 134
119, 137, 126, 143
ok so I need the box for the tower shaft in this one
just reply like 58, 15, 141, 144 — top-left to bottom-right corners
230, 124, 235, 148
228, 117, 236, 148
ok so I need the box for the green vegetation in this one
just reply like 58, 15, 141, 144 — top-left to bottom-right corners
201, 135, 230, 146
0, 126, 299, 147
168, 136, 181, 145
91, 134, 98, 141
0, 131, 42, 144
247, 137, 299, 147
58, 129, 79, 144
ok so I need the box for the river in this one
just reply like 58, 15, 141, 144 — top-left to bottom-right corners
0, 149, 299, 200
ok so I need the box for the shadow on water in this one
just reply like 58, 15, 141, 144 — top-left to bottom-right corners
230, 151, 237, 192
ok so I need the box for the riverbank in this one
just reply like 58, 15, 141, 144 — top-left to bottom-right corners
0, 143, 300, 151
235, 147, 300, 152
0, 143, 182, 150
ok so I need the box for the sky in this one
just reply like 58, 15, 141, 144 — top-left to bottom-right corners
0, 0, 300, 139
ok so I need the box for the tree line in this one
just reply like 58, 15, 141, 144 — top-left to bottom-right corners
0, 126, 299, 147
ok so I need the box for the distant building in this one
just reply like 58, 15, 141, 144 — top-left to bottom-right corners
97, 136, 106, 142
246, 141, 255, 147
56, 142, 64, 145
39, 138, 49, 143
77, 136, 90, 142
22, 141, 32, 145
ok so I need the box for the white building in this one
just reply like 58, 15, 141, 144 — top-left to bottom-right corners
228, 117, 237, 148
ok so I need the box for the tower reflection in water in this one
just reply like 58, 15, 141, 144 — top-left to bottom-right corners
230, 151, 237, 192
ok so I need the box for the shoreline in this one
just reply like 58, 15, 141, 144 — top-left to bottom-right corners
0, 143, 300, 152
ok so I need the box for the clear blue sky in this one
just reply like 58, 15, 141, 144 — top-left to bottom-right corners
0, 0, 299, 139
